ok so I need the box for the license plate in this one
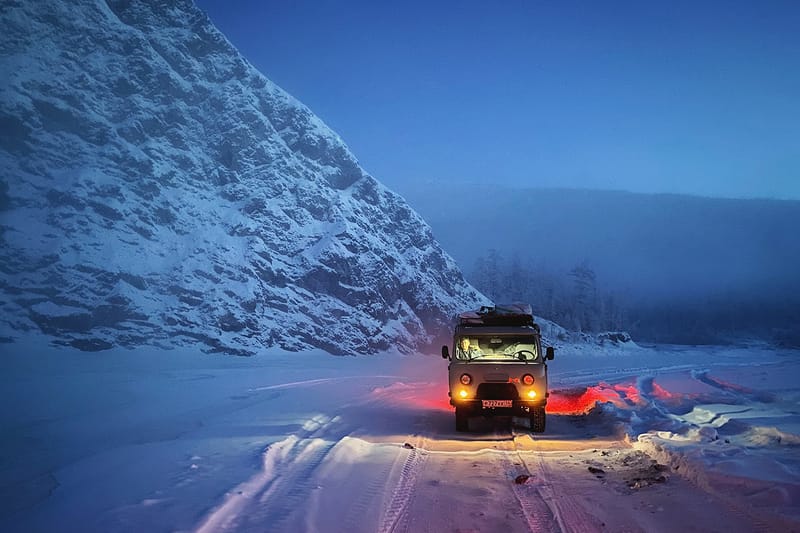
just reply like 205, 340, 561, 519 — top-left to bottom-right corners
482, 400, 513, 408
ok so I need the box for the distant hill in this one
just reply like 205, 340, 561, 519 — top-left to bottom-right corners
398, 184, 800, 345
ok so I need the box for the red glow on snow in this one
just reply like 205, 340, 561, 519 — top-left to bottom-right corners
370, 381, 453, 412
547, 384, 623, 415
612, 383, 643, 405
651, 381, 680, 401
705, 376, 754, 394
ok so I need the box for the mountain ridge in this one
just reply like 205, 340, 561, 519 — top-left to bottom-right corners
0, 0, 485, 355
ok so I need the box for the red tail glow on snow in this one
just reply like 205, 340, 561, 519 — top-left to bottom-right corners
651, 380, 681, 402
547, 382, 645, 415
370, 381, 452, 412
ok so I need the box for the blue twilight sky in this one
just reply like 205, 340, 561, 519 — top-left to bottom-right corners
195, 0, 800, 200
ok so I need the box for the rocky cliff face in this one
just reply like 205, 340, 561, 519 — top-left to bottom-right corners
0, 0, 485, 355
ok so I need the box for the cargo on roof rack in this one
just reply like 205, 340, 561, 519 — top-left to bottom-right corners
457, 302, 536, 328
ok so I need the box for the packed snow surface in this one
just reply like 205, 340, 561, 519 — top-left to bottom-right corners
1, 339, 798, 532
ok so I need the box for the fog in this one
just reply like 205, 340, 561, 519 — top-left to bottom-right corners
397, 184, 800, 345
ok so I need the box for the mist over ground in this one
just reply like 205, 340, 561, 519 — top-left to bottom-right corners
397, 184, 800, 346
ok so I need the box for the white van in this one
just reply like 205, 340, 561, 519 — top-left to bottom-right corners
442, 304, 554, 432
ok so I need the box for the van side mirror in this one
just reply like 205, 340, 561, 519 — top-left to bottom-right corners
546, 346, 555, 360
441, 345, 450, 359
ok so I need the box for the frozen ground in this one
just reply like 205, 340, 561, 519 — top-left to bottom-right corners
1, 338, 798, 532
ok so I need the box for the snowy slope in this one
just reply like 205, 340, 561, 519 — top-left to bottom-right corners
0, 0, 485, 354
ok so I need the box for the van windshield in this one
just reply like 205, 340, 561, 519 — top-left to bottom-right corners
455, 335, 539, 361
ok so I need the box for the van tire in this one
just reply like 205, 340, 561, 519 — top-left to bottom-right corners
455, 408, 469, 432
530, 408, 546, 433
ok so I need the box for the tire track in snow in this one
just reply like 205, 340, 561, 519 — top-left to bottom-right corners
335, 385, 433, 533
375, 431, 429, 533
194, 415, 344, 533
509, 429, 603, 533
249, 437, 339, 531
339, 451, 396, 532
248, 375, 403, 393
493, 429, 559, 533
556, 364, 697, 387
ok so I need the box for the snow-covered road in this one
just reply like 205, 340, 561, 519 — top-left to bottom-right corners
1, 340, 798, 532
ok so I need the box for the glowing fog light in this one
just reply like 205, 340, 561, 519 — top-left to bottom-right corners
527, 390, 537, 399
458, 389, 469, 399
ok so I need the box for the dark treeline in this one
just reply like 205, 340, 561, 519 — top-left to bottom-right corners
631, 293, 800, 347
469, 251, 627, 333
468, 250, 800, 347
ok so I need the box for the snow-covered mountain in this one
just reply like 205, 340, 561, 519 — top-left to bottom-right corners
0, 0, 485, 355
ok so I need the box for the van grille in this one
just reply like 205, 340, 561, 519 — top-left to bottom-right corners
476, 383, 519, 400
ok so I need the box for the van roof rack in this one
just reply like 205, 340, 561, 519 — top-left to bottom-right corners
457, 303, 537, 328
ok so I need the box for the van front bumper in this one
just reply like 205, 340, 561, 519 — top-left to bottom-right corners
450, 398, 547, 415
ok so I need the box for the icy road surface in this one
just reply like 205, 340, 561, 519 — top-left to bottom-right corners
1, 339, 798, 532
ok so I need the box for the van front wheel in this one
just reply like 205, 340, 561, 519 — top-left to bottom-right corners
530, 407, 546, 433
455, 408, 469, 432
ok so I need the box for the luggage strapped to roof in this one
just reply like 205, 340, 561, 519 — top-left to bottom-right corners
457, 303, 537, 328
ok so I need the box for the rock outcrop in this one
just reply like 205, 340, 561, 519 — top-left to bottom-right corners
0, 0, 485, 354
